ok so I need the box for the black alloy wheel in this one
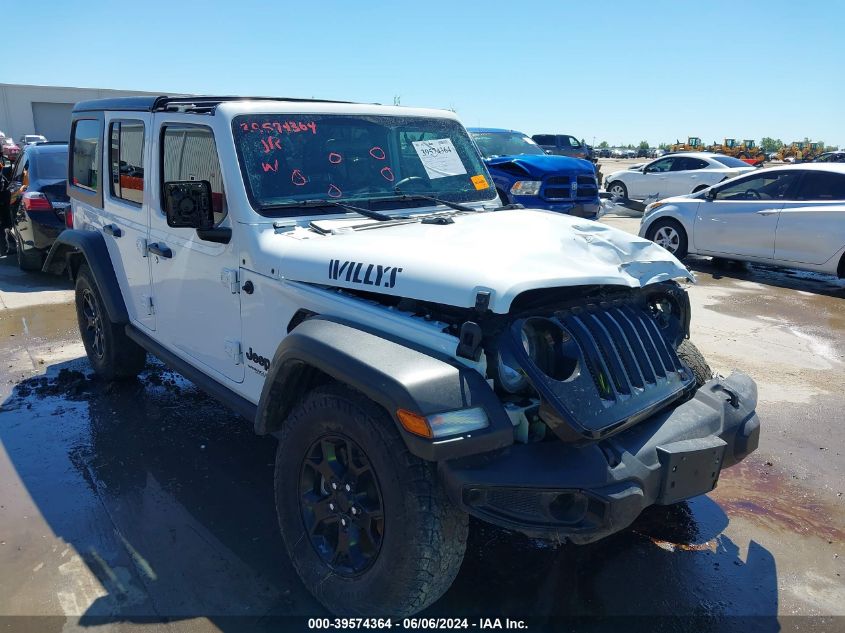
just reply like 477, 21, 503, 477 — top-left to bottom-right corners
299, 434, 384, 576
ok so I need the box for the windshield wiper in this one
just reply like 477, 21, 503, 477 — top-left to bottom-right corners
391, 188, 479, 213
260, 199, 394, 222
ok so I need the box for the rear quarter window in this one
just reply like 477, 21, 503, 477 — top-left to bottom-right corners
71, 119, 102, 191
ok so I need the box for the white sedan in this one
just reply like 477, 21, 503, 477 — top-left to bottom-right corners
604, 152, 755, 202
639, 164, 845, 276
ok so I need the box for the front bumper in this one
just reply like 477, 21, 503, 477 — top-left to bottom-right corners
439, 371, 759, 543
511, 196, 600, 219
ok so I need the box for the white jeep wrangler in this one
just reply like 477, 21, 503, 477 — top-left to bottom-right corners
46, 96, 760, 616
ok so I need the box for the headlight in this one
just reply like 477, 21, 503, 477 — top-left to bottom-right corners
510, 180, 541, 196
397, 407, 489, 439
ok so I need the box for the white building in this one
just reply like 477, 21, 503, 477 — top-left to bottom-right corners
0, 83, 161, 143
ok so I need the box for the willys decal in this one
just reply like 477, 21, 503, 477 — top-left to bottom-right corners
329, 260, 403, 288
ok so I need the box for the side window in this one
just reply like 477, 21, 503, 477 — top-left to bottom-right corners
566, 136, 582, 148
161, 125, 227, 225
12, 155, 27, 181
110, 120, 145, 204
71, 119, 102, 191
794, 172, 845, 201
533, 135, 554, 146
672, 157, 708, 171
646, 158, 674, 173
715, 172, 798, 201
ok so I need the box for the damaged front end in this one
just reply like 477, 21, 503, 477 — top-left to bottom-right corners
437, 281, 761, 543
492, 282, 695, 443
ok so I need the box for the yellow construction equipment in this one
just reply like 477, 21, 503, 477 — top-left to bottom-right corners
708, 138, 738, 154
669, 137, 705, 152
777, 142, 823, 162
737, 140, 767, 163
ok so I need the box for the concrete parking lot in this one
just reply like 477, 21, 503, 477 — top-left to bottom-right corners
0, 209, 843, 631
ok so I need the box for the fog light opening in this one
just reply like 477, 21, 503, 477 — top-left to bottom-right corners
548, 492, 589, 524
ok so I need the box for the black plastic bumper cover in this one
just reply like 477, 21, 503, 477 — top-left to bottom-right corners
439, 371, 760, 543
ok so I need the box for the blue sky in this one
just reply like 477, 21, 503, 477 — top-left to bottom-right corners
4, 0, 842, 146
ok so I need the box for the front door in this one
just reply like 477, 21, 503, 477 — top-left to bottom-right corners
633, 156, 675, 200
102, 114, 155, 331
147, 117, 243, 383
694, 171, 800, 260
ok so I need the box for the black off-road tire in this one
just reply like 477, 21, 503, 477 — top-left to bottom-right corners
677, 339, 712, 387
75, 264, 146, 380
274, 383, 468, 616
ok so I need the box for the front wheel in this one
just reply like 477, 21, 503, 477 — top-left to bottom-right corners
274, 384, 468, 616
646, 218, 688, 258
607, 181, 628, 202
677, 340, 712, 387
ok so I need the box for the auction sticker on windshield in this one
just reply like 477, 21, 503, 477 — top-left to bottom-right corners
412, 138, 467, 179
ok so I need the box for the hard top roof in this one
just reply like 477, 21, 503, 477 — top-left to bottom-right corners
73, 95, 357, 114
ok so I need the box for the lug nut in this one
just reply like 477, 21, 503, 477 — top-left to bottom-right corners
341, 518, 347, 527
331, 482, 338, 490
329, 503, 335, 511
345, 483, 352, 492
351, 507, 358, 516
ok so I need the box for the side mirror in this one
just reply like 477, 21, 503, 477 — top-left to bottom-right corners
163, 180, 214, 229
705, 188, 717, 200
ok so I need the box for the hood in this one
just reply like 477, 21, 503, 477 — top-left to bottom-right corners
484, 154, 594, 178
262, 209, 692, 314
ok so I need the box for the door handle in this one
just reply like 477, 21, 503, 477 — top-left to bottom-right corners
756, 209, 778, 216
147, 242, 172, 258
102, 224, 122, 237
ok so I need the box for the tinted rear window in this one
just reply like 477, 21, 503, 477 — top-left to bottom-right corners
35, 150, 68, 180
712, 156, 751, 168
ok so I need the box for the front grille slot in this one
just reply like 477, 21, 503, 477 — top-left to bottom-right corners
542, 175, 572, 201
560, 304, 684, 404
576, 175, 598, 199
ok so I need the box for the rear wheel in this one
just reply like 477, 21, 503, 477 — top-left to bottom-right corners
646, 218, 688, 258
75, 264, 146, 380
15, 237, 43, 271
274, 383, 468, 616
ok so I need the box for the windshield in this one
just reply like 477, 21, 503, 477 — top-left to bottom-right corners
233, 114, 495, 216
470, 131, 545, 159
712, 155, 752, 168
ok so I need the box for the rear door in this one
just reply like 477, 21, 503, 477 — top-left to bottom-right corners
774, 170, 845, 265
102, 114, 155, 331
694, 171, 799, 260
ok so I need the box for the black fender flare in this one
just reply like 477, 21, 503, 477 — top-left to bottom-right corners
42, 229, 129, 324
255, 318, 514, 461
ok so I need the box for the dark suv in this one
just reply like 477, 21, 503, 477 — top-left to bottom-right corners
2, 142, 70, 270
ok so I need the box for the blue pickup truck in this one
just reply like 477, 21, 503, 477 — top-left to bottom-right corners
468, 128, 600, 218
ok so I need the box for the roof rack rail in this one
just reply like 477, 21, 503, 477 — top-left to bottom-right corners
73, 95, 357, 114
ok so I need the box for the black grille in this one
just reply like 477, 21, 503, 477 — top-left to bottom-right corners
542, 175, 571, 201
561, 305, 685, 401
504, 294, 695, 440
576, 175, 598, 200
